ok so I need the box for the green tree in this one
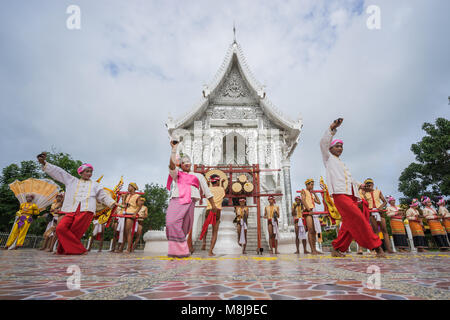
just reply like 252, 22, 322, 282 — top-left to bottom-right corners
398, 117, 450, 204
42, 152, 83, 189
142, 183, 169, 232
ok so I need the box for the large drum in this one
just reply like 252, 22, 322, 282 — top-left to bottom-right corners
232, 182, 243, 194
238, 174, 247, 183
243, 182, 254, 193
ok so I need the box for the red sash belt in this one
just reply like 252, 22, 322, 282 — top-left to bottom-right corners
199, 210, 216, 240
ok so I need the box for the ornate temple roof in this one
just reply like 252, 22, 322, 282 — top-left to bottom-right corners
166, 40, 303, 155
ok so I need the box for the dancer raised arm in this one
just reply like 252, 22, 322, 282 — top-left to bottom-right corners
37, 152, 121, 255
165, 141, 217, 258
319, 119, 385, 258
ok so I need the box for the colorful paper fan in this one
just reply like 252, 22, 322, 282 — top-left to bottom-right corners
9, 178, 61, 212
97, 176, 124, 225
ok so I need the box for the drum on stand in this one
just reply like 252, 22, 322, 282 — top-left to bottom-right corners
237, 174, 247, 184
243, 182, 254, 193
232, 182, 243, 194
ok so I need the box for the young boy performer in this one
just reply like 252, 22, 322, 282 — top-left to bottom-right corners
359, 179, 394, 253
4, 194, 40, 250
386, 196, 409, 252
405, 198, 427, 252
37, 152, 122, 255
132, 197, 148, 251
421, 196, 449, 251
437, 197, 450, 239
264, 196, 280, 254
200, 174, 225, 256
320, 118, 384, 258
166, 140, 217, 258
119, 183, 141, 254
40, 193, 64, 251
292, 196, 309, 254
301, 179, 323, 255
46, 193, 65, 252
235, 198, 249, 254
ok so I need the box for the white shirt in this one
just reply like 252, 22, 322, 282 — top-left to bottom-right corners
320, 128, 361, 197
386, 205, 402, 219
168, 168, 213, 201
423, 206, 438, 220
42, 162, 116, 213
439, 206, 450, 218
406, 208, 420, 221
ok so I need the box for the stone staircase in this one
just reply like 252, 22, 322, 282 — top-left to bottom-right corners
193, 207, 270, 254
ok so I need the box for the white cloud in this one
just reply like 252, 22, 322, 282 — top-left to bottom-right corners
0, 0, 448, 202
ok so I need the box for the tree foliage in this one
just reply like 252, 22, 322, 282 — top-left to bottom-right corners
142, 183, 168, 232
398, 117, 450, 204
0, 153, 83, 233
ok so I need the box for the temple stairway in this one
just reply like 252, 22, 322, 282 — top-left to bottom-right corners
193, 207, 270, 254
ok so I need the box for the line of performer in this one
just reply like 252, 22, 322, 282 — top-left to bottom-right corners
2, 120, 449, 257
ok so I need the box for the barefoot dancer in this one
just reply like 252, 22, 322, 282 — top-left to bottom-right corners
37, 152, 121, 255
360, 179, 393, 253
301, 179, 323, 255
320, 119, 384, 258
405, 198, 427, 252
235, 198, 249, 254
40, 193, 64, 251
132, 197, 148, 251
110, 199, 127, 253
422, 196, 449, 251
166, 140, 217, 258
4, 194, 40, 250
292, 196, 309, 254
386, 196, 409, 252
47, 193, 65, 252
120, 183, 141, 254
199, 175, 225, 256
264, 196, 280, 254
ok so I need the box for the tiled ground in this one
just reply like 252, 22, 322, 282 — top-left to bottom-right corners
0, 249, 448, 300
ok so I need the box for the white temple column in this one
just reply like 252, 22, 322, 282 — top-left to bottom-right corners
281, 159, 293, 230
203, 131, 212, 165
193, 121, 203, 164
183, 132, 192, 161
226, 133, 234, 164
257, 129, 267, 168
246, 131, 258, 165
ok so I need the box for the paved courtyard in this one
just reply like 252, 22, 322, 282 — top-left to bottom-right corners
0, 249, 448, 300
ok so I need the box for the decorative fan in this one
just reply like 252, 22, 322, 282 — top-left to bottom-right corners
204, 169, 228, 189
9, 178, 61, 212
97, 176, 124, 225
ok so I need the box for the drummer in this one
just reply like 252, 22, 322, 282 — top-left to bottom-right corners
264, 196, 280, 254
120, 183, 142, 254
200, 175, 225, 256
132, 197, 148, 252
235, 198, 249, 254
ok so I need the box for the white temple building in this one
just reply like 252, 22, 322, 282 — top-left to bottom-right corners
145, 38, 303, 253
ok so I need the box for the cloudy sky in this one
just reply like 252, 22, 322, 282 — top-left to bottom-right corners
0, 0, 448, 202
